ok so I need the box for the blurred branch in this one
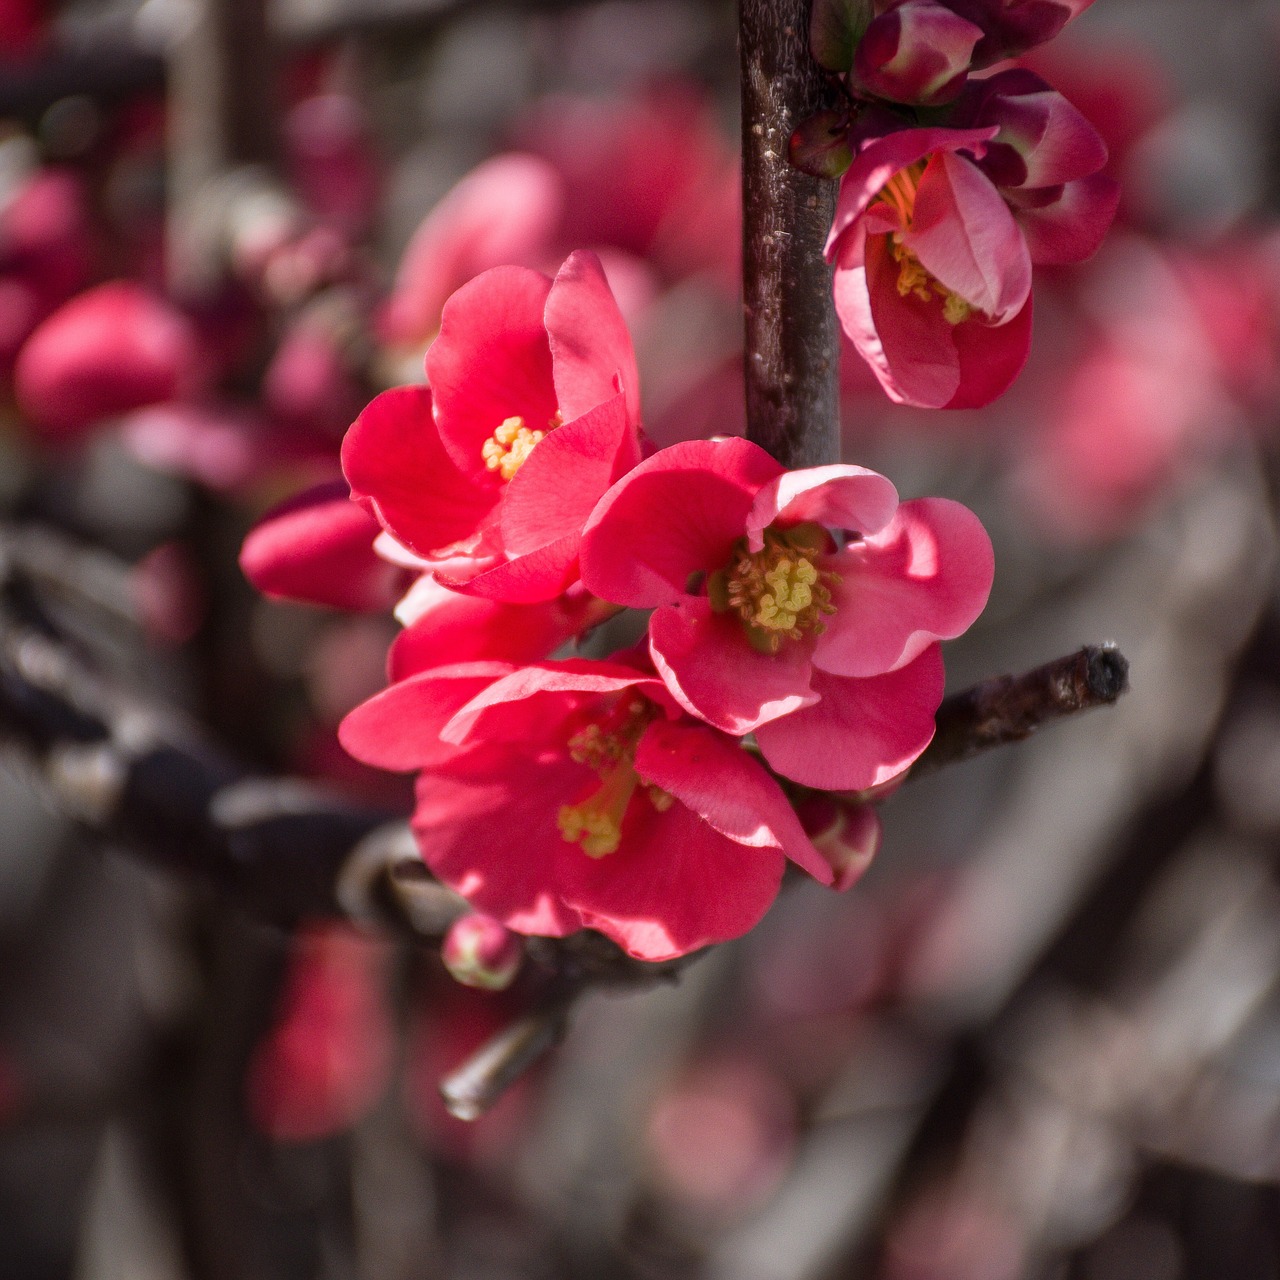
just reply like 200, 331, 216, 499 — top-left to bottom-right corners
740, 0, 841, 468
909, 644, 1130, 780
167, 0, 280, 293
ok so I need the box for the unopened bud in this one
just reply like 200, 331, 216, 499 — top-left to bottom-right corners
442, 913, 523, 991
796, 797, 882, 892
852, 0, 983, 107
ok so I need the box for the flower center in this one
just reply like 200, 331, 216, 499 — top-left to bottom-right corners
708, 523, 838, 654
481, 411, 563, 482
557, 699, 672, 858
874, 162, 974, 327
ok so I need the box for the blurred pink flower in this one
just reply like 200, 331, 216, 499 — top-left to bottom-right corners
247, 924, 393, 1142
15, 281, 202, 440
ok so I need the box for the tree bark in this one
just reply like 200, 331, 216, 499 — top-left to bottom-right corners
740, 0, 841, 468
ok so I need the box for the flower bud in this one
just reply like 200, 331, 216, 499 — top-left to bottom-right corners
853, 0, 983, 106
954, 69, 1108, 192
796, 797, 882, 892
789, 111, 854, 180
442, 913, 523, 991
15, 281, 201, 441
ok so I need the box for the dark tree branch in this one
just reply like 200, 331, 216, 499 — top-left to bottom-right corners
909, 644, 1131, 780
741, 0, 842, 469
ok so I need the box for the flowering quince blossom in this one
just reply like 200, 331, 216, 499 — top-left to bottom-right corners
339, 657, 834, 961
939, 0, 1097, 65
825, 71, 1117, 408
579, 437, 993, 791
851, 0, 985, 106
342, 250, 642, 604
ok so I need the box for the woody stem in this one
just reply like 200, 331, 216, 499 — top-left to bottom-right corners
741, 0, 843, 469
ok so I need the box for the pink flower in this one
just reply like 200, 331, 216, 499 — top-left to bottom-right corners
579, 438, 993, 790
340, 657, 833, 960
240, 480, 407, 614
14, 281, 203, 440
379, 154, 563, 351
852, 0, 985, 106
939, 0, 1096, 65
343, 251, 642, 603
246, 924, 393, 1142
826, 79, 1116, 408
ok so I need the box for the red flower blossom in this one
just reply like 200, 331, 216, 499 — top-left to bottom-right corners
579, 438, 993, 790
343, 251, 642, 603
826, 79, 1116, 408
340, 658, 833, 960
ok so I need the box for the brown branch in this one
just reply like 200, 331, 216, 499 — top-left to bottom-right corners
909, 644, 1131, 780
741, 0, 842, 469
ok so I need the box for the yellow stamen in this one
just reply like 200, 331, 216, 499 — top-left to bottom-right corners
558, 699, 668, 857
874, 164, 979, 328
481, 416, 543, 481
709, 523, 839, 654
558, 762, 640, 858
481, 412, 561, 481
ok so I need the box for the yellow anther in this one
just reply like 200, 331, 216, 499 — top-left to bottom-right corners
876, 166, 979, 328
711, 523, 838, 653
557, 804, 624, 858
559, 699, 668, 857
482, 415, 546, 481
647, 786, 675, 812
942, 292, 972, 325
558, 759, 640, 858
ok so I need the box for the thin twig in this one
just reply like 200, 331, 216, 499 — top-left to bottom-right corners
909, 644, 1130, 780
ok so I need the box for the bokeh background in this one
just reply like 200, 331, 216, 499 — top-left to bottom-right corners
3, 0, 1280, 1276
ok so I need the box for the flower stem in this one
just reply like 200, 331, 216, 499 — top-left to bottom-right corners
740, 0, 842, 469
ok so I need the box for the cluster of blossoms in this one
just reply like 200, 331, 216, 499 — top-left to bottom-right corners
245, 250, 994, 961
796, 0, 1118, 408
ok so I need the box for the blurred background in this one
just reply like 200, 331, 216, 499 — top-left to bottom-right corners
3, 0, 1280, 1276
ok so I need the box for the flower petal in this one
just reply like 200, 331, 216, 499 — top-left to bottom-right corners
240, 480, 402, 612
648, 597, 817, 734
636, 720, 833, 884
501, 392, 632, 556
545, 250, 642, 436
814, 497, 994, 677
413, 760, 585, 937
424, 265, 558, 479
850, 232, 962, 408
341, 384, 495, 558
825, 126, 1000, 259
946, 293, 1033, 409
746, 464, 899, 550
389, 582, 607, 679
1013, 174, 1120, 266
580, 437, 784, 606
904, 151, 1031, 322
338, 662, 516, 771
439, 534, 580, 604
561, 802, 784, 960
755, 649, 944, 790
442, 658, 662, 745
